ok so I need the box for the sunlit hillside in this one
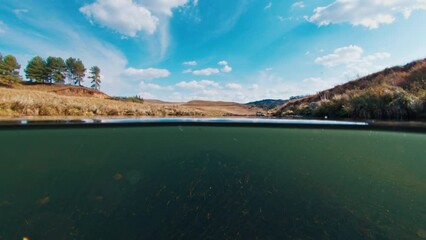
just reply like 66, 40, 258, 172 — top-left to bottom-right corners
275, 59, 426, 120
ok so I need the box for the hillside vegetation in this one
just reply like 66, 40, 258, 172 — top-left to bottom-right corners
275, 59, 426, 120
246, 99, 288, 110
0, 80, 263, 118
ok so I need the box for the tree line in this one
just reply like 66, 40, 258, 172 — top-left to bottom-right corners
0, 52, 101, 90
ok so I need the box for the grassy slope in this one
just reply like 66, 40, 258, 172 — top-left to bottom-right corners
0, 80, 263, 117
275, 58, 426, 120
246, 99, 288, 110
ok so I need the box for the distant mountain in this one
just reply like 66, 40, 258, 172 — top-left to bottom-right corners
246, 99, 288, 110
274, 58, 426, 120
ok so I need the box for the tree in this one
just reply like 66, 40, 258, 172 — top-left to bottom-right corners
0, 53, 5, 75
89, 66, 101, 90
46, 56, 66, 84
73, 59, 86, 86
25, 56, 48, 82
3, 55, 21, 78
65, 57, 77, 85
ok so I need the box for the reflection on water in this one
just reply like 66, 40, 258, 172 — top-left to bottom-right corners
0, 125, 425, 239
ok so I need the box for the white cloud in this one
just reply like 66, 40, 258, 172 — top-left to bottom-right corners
0, 21, 7, 33
218, 60, 232, 73
307, 0, 426, 29
202, 89, 219, 96
124, 67, 171, 80
80, 0, 159, 36
315, 45, 391, 77
139, 81, 162, 90
315, 45, 364, 67
249, 84, 259, 90
183, 61, 232, 75
243, 71, 343, 101
192, 68, 220, 76
226, 83, 243, 90
176, 80, 220, 89
218, 60, 228, 66
264, 2, 272, 10
139, 91, 157, 99
292, 1, 305, 8
364, 52, 392, 61
221, 65, 233, 73
183, 61, 197, 66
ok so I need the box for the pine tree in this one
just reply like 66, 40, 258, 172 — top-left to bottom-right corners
73, 59, 86, 86
89, 66, 101, 90
65, 57, 77, 85
46, 56, 66, 84
3, 55, 21, 78
25, 56, 48, 82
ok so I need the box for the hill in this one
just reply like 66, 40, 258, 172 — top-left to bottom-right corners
183, 100, 263, 116
0, 79, 264, 118
246, 99, 288, 110
274, 58, 426, 120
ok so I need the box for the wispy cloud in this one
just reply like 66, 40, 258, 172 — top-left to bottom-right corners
264, 2, 272, 10
226, 83, 242, 90
0, 21, 7, 33
183, 61, 197, 66
292, 1, 305, 9
307, 0, 426, 29
124, 67, 171, 80
139, 81, 163, 90
315, 45, 391, 76
13, 9, 29, 16
192, 68, 220, 76
176, 80, 220, 89
140, 0, 191, 16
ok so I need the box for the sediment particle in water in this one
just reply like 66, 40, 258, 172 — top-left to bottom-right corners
95, 196, 104, 201
126, 170, 141, 185
37, 196, 50, 205
114, 172, 124, 181
0, 200, 12, 206
417, 229, 426, 238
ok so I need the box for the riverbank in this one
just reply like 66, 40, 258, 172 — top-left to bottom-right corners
0, 82, 264, 118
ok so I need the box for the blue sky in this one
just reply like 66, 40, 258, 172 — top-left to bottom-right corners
1, 0, 426, 102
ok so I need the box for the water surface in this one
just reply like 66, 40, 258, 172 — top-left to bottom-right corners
0, 122, 425, 239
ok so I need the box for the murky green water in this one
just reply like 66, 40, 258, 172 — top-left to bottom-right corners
0, 125, 425, 239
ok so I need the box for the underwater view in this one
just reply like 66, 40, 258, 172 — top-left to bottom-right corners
0, 121, 425, 239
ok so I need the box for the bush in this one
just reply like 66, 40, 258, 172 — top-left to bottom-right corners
314, 99, 350, 118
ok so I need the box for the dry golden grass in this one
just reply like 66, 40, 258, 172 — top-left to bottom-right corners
0, 88, 207, 117
183, 100, 262, 116
0, 86, 264, 117
275, 58, 426, 119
